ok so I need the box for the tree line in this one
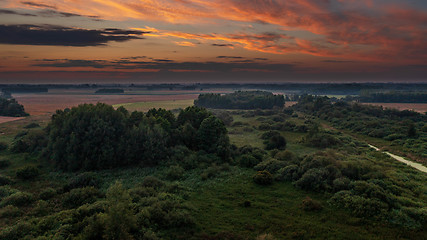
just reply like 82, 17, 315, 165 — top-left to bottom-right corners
194, 91, 285, 109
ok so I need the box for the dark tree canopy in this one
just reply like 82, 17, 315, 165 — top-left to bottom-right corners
46, 104, 230, 171
0, 98, 29, 117
194, 91, 285, 109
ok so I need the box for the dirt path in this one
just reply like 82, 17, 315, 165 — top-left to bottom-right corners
369, 144, 427, 173
0, 116, 25, 124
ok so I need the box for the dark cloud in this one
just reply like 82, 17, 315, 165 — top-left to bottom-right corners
322, 60, 356, 63
121, 56, 147, 60
0, 24, 148, 46
32, 58, 295, 73
0, 7, 101, 20
0, 8, 37, 16
254, 58, 268, 61
211, 43, 234, 47
216, 56, 243, 59
38, 9, 82, 17
21, 1, 56, 10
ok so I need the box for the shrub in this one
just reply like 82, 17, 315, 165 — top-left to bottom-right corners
0, 205, 22, 218
62, 187, 100, 208
0, 142, 8, 151
276, 165, 300, 182
301, 196, 323, 211
16, 166, 40, 180
39, 188, 57, 200
166, 165, 185, 180
239, 154, 260, 168
253, 170, 273, 185
24, 122, 40, 129
1, 191, 34, 207
63, 172, 100, 192
295, 168, 329, 191
333, 177, 351, 192
141, 176, 164, 189
0, 174, 13, 186
0, 160, 10, 169
274, 150, 297, 163
254, 159, 288, 174
0, 186, 17, 200
201, 164, 223, 180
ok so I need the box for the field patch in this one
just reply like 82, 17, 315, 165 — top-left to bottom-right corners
113, 99, 194, 112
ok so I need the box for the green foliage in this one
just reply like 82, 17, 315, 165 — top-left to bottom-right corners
300, 196, 323, 211
23, 122, 40, 129
1, 191, 34, 207
16, 166, 40, 180
0, 142, 8, 152
166, 165, 185, 180
238, 154, 260, 168
103, 182, 136, 240
46, 104, 230, 171
195, 91, 285, 109
253, 170, 273, 185
0, 98, 29, 117
261, 131, 287, 150
0, 160, 10, 169
0, 205, 22, 218
62, 187, 101, 208
39, 188, 57, 200
11, 129, 48, 153
63, 172, 101, 192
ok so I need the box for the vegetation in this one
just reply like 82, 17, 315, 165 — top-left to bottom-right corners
0, 98, 28, 117
195, 91, 285, 109
292, 95, 427, 162
95, 88, 124, 94
0, 98, 425, 239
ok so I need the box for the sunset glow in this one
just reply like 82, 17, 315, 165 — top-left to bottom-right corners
0, 0, 426, 83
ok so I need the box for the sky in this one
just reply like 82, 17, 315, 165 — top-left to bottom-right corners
0, 0, 426, 83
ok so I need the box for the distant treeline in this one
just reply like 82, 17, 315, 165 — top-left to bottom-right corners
195, 91, 285, 109
1, 87, 48, 93
0, 98, 29, 117
345, 91, 427, 103
95, 88, 124, 94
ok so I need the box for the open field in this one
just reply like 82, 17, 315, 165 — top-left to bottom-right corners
113, 99, 194, 112
13, 91, 199, 115
0, 117, 24, 124
361, 102, 427, 113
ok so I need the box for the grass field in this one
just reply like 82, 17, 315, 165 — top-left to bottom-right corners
113, 99, 194, 112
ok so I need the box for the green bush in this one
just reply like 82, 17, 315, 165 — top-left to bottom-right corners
0, 186, 17, 200
238, 154, 260, 168
0, 205, 22, 218
301, 196, 323, 211
39, 188, 57, 200
63, 172, 100, 192
253, 170, 273, 185
16, 166, 40, 180
166, 165, 185, 180
141, 176, 164, 189
254, 159, 288, 174
0, 160, 10, 169
1, 191, 34, 207
62, 187, 100, 208
276, 165, 300, 182
0, 142, 8, 151
0, 175, 13, 186
24, 122, 40, 129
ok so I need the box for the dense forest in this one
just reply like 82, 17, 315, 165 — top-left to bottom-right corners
0, 98, 29, 117
194, 91, 285, 109
0, 100, 426, 239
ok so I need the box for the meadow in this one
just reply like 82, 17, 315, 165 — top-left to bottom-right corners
0, 90, 426, 239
